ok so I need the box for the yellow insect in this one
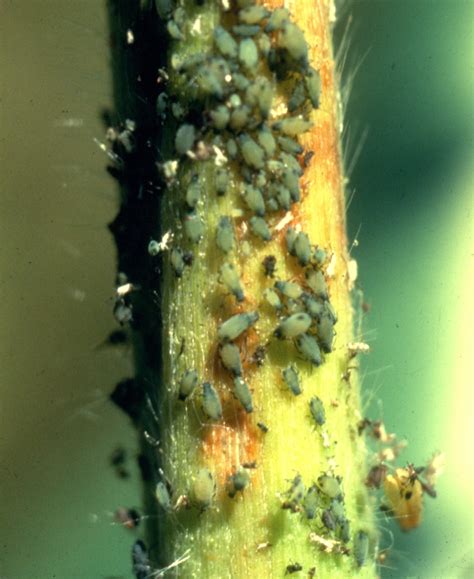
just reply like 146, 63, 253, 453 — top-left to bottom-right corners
383, 466, 424, 531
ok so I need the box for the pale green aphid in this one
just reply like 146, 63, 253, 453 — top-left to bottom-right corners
264, 288, 283, 311
301, 293, 324, 319
226, 138, 238, 159
184, 211, 204, 243
313, 246, 327, 265
229, 106, 250, 131
202, 382, 222, 420
249, 216, 271, 241
305, 67, 322, 109
217, 311, 259, 342
148, 239, 160, 257
175, 123, 196, 156
214, 26, 238, 59
305, 268, 328, 299
179, 369, 198, 401
303, 484, 320, 519
288, 82, 306, 112
275, 312, 311, 339
277, 135, 303, 155
215, 169, 229, 197
278, 21, 308, 63
316, 313, 335, 353
354, 530, 370, 567
239, 135, 265, 170
317, 474, 343, 499
243, 185, 265, 216
170, 247, 185, 277
257, 127, 276, 156
216, 216, 235, 253
258, 33, 271, 57
285, 227, 297, 255
245, 78, 274, 118
330, 498, 346, 524
282, 169, 301, 201
255, 172, 267, 188
233, 377, 253, 413
265, 7, 289, 32
295, 333, 322, 366
219, 343, 243, 376
294, 231, 312, 266
282, 366, 301, 396
239, 38, 259, 71
274, 116, 313, 137
275, 186, 291, 210
155, 481, 172, 512
309, 396, 326, 426
227, 467, 250, 498
232, 24, 261, 37
210, 105, 230, 130
219, 263, 244, 302
280, 151, 303, 175
167, 19, 184, 41
322, 508, 337, 531
192, 468, 216, 511
274, 280, 303, 300
286, 298, 305, 315
238, 5, 269, 24
185, 176, 201, 208
322, 300, 337, 324
266, 198, 279, 212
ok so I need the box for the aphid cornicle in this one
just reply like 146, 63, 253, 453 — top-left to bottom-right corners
179, 369, 198, 400
192, 468, 216, 511
295, 333, 322, 366
354, 530, 370, 567
219, 263, 244, 302
282, 366, 302, 396
219, 343, 243, 376
233, 377, 253, 413
202, 382, 223, 420
155, 481, 172, 512
309, 396, 326, 426
275, 313, 312, 339
216, 216, 235, 253
217, 311, 259, 342
227, 467, 250, 498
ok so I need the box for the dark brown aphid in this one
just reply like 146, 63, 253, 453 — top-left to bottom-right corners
285, 562, 303, 575
262, 255, 277, 277
257, 421, 269, 433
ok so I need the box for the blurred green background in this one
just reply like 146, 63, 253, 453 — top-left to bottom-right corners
0, 1, 472, 577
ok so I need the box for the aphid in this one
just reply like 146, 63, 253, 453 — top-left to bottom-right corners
274, 116, 313, 137
148, 239, 161, 257
353, 530, 369, 567
278, 22, 308, 63
295, 333, 322, 366
167, 19, 184, 40
249, 216, 272, 241
175, 124, 196, 156
243, 185, 266, 216
210, 105, 230, 131
155, 0, 173, 19
229, 106, 251, 131
383, 467, 424, 531
282, 474, 305, 512
301, 293, 324, 320
308, 568, 316, 578
282, 366, 301, 396
226, 138, 238, 159
216, 216, 235, 253
286, 227, 297, 255
110, 378, 144, 422
232, 24, 261, 36
156, 92, 168, 117
275, 313, 311, 339
220, 343, 243, 376
227, 467, 250, 498
305, 269, 328, 300
303, 150, 315, 168
239, 38, 259, 72
288, 83, 306, 112
305, 67, 322, 109
184, 211, 204, 243
238, 5, 269, 24
186, 176, 201, 208
239, 135, 265, 170
275, 186, 292, 210
257, 126, 276, 156
278, 135, 303, 155
310, 396, 326, 426
215, 168, 229, 195
170, 247, 185, 277
317, 475, 342, 499
155, 481, 172, 512
132, 539, 151, 579
258, 33, 271, 56
179, 369, 198, 400
264, 288, 283, 311
294, 232, 312, 266
113, 299, 133, 325
303, 484, 320, 519
316, 314, 335, 354
251, 345, 266, 366
257, 421, 269, 433
265, 7, 289, 32
219, 263, 244, 302
329, 499, 346, 524
322, 508, 337, 532
202, 382, 223, 420
214, 26, 238, 58
339, 518, 351, 544
262, 255, 277, 278
218, 311, 259, 342
233, 377, 253, 413
365, 464, 388, 489
275, 280, 303, 300
285, 562, 303, 575
115, 507, 141, 529
245, 77, 274, 118
282, 169, 301, 201
192, 468, 216, 511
